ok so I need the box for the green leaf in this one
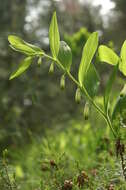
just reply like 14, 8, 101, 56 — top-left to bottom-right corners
120, 84, 126, 97
58, 41, 72, 71
112, 85, 126, 135
49, 12, 60, 58
98, 45, 119, 65
84, 64, 100, 98
78, 32, 98, 86
104, 65, 118, 113
8, 35, 44, 55
9, 57, 32, 80
112, 94, 126, 134
119, 40, 126, 76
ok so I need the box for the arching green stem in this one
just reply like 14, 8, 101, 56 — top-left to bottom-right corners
43, 53, 117, 138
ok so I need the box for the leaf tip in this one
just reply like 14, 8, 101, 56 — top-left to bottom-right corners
9, 75, 14, 80
93, 31, 98, 37
53, 11, 57, 17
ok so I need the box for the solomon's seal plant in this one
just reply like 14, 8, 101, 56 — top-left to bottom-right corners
8, 11, 126, 179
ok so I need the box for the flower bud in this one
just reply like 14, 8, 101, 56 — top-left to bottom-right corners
83, 102, 90, 120
3, 149, 8, 158
60, 74, 65, 90
75, 88, 81, 104
49, 62, 54, 74
38, 57, 42, 66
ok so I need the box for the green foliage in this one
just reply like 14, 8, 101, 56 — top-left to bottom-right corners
7, 11, 126, 187
83, 64, 100, 98
49, 12, 60, 58
0, 150, 18, 190
119, 40, 126, 76
104, 65, 118, 113
8, 11, 126, 140
120, 84, 126, 97
3, 120, 126, 190
112, 86, 126, 136
9, 57, 33, 80
98, 45, 119, 65
64, 28, 90, 57
8, 35, 44, 56
98, 41, 126, 137
78, 32, 98, 87
99, 42, 126, 78
58, 41, 72, 72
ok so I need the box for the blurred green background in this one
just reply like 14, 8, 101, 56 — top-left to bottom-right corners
0, 0, 126, 189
